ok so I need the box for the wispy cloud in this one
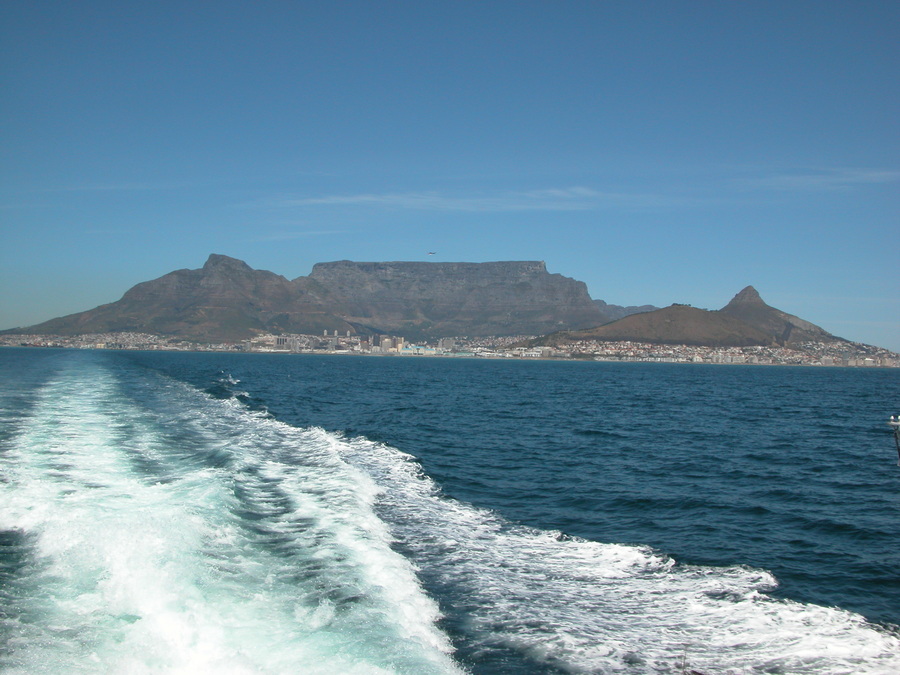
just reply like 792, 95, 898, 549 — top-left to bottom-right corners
739, 167, 900, 191
272, 186, 680, 212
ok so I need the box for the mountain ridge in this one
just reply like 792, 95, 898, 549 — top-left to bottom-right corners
5, 255, 851, 348
719, 285, 840, 344
593, 299, 659, 323
528, 287, 848, 349
11, 254, 605, 341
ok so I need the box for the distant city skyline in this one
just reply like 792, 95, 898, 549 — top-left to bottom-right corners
2, 1, 898, 351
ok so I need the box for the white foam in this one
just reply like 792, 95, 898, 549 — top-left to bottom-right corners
9, 352, 898, 674
338, 435, 900, 674
0, 356, 463, 674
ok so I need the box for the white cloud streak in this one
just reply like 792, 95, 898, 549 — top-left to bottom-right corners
273, 186, 678, 212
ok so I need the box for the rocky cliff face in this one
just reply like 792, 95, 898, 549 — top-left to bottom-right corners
19, 255, 606, 341
306, 260, 605, 338
23, 255, 355, 340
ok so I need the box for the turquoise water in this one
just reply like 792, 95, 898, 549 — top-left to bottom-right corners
2, 348, 899, 673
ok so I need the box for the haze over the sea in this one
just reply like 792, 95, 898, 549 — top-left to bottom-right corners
1, 1, 898, 351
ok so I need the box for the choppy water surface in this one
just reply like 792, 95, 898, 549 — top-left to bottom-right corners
2, 348, 899, 674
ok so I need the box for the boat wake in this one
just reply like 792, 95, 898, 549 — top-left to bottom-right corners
1, 351, 898, 674
337, 435, 900, 674
0, 354, 460, 674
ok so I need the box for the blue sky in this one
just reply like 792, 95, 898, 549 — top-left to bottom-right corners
2, 1, 898, 350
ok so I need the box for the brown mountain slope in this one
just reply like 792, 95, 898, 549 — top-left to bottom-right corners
533, 304, 776, 348
719, 286, 845, 345
531, 287, 847, 348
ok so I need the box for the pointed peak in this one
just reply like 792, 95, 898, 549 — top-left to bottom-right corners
203, 254, 252, 272
725, 285, 766, 307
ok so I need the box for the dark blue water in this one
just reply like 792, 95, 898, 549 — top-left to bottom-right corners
141, 353, 900, 614
2, 348, 899, 674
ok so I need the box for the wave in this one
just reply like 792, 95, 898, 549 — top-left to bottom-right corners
2, 351, 899, 674
0, 354, 461, 674
335, 436, 900, 674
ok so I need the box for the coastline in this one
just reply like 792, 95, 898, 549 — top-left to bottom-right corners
1, 332, 897, 368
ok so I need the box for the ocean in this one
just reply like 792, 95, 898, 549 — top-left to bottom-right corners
1, 347, 898, 674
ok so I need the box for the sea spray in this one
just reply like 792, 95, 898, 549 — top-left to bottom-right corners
0, 352, 463, 674
4, 349, 900, 674
337, 434, 900, 674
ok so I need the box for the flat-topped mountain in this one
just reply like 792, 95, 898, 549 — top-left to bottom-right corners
530, 288, 847, 348
305, 259, 604, 338
13, 254, 606, 341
